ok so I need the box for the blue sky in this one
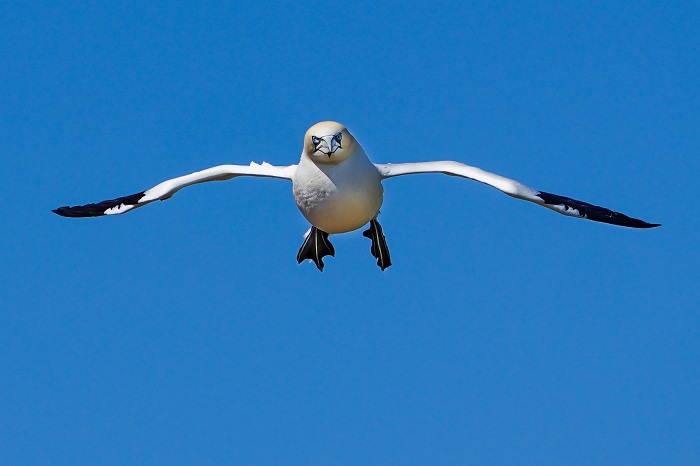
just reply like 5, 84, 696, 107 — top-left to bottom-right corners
1, 1, 698, 464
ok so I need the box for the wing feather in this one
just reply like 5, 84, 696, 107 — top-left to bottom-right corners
53, 162, 296, 218
375, 161, 659, 228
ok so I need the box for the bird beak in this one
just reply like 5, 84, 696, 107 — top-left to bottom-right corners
313, 135, 341, 157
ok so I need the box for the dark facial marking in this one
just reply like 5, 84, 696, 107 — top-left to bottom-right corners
311, 132, 343, 156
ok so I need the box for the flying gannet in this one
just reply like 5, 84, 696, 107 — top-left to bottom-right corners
53, 121, 660, 271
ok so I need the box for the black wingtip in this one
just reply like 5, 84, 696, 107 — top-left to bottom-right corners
607, 218, 661, 229
51, 191, 146, 218
52, 206, 100, 217
537, 191, 660, 229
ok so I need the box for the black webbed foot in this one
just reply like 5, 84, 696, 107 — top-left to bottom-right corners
363, 219, 391, 271
297, 227, 335, 271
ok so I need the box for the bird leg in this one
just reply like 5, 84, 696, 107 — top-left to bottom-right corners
297, 226, 335, 271
363, 219, 392, 271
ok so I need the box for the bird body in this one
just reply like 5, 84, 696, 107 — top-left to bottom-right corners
292, 139, 383, 234
53, 120, 659, 271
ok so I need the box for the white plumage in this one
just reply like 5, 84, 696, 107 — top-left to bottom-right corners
53, 121, 659, 271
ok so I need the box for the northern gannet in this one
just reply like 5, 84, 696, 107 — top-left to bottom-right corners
53, 121, 660, 271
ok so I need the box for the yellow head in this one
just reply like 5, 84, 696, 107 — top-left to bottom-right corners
303, 121, 357, 164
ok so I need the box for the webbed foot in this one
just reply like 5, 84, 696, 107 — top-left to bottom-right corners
297, 227, 335, 271
363, 219, 391, 271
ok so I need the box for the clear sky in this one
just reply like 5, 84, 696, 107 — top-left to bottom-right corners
1, 1, 698, 464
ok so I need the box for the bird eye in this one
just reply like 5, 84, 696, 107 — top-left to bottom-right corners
311, 136, 320, 145
333, 133, 342, 142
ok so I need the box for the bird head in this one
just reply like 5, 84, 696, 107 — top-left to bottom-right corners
303, 121, 356, 164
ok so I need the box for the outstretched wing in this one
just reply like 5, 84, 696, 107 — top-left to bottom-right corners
53, 162, 297, 217
375, 161, 659, 228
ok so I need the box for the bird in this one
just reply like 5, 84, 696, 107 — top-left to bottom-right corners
53, 120, 660, 271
